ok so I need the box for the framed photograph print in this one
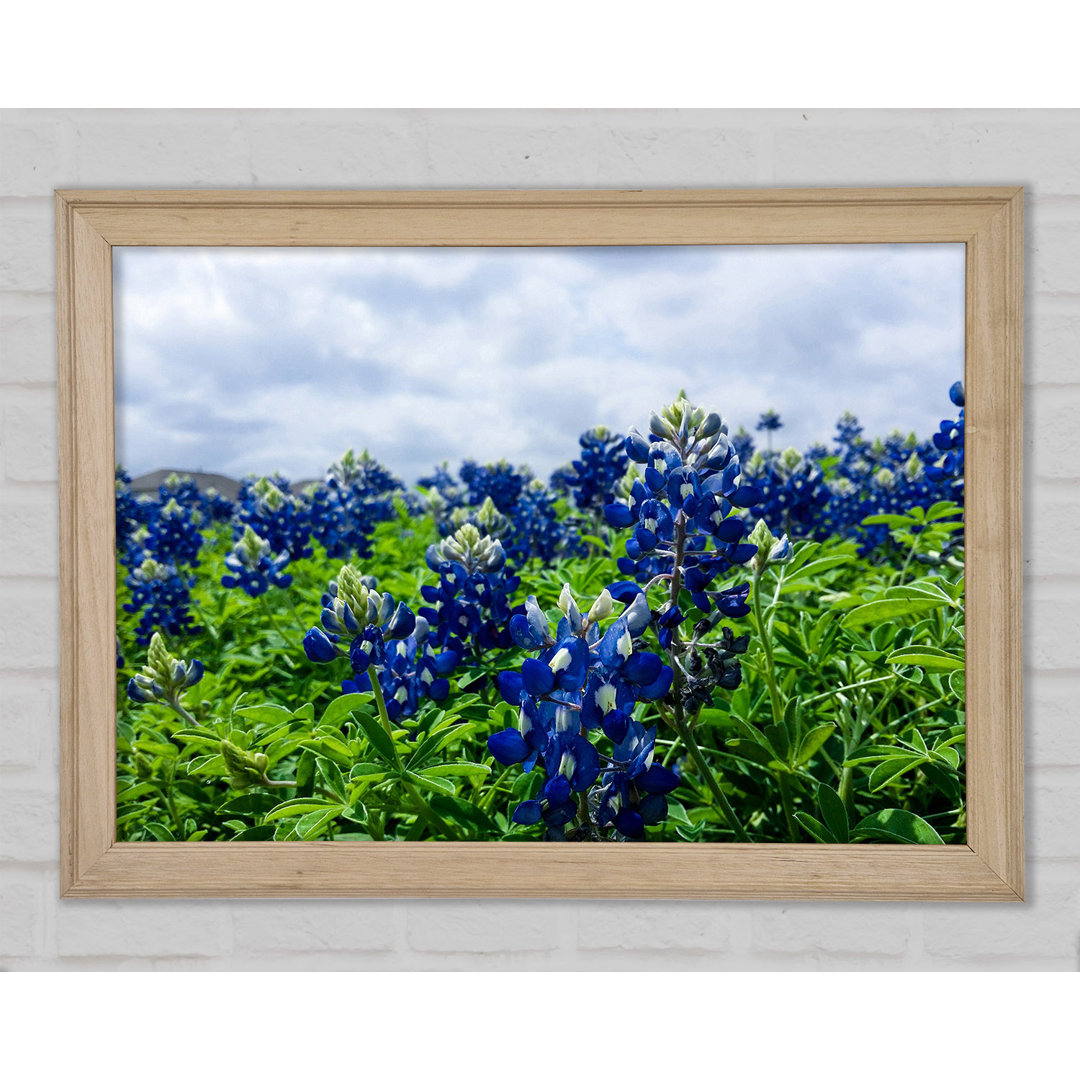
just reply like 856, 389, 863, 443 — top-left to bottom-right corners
57, 187, 1023, 899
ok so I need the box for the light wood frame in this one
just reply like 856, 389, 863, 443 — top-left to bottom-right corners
57, 187, 1024, 899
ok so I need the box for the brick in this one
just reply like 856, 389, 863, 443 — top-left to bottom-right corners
1028, 676, 1080, 767
230, 901, 399, 953
0, 493, 58, 576
0, 676, 55, 769
406, 901, 560, 953
0, 785, 57, 863
418, 117, 601, 187
947, 119, 1080, 196
1032, 217, 1080, 296
1029, 385, 1080, 479
773, 119, 951, 185
0, 581, 59, 671
0, 199, 54, 293
0, 112, 78, 197
1028, 485, 1080, 578
56, 900, 229, 957
576, 901, 733, 951
1, 386, 57, 482
0, 305, 56, 384
592, 123, 758, 186
752, 905, 913, 955
247, 110, 425, 186
0, 870, 43, 956
1028, 308, 1080, 386
1027, 584, 1080, 672
1029, 768, 1080, 859
922, 863, 1080, 961
73, 111, 250, 187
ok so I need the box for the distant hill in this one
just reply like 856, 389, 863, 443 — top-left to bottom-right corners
130, 469, 320, 501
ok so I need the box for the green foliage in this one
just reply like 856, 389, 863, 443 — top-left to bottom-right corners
117, 503, 965, 844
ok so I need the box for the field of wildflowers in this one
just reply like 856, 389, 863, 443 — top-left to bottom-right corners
116, 385, 966, 844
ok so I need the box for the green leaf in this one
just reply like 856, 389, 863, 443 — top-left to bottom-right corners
763, 723, 790, 763
262, 798, 342, 824
216, 792, 279, 817
816, 783, 850, 844
949, 669, 966, 699
321, 693, 370, 729
143, 823, 175, 842
349, 763, 389, 781
853, 809, 945, 845
230, 825, 276, 841
422, 762, 491, 780
235, 704, 293, 725
352, 713, 400, 766
116, 781, 159, 804
795, 812, 836, 844
841, 596, 953, 628
405, 770, 456, 796
885, 645, 964, 672
796, 723, 835, 767
930, 745, 961, 770
666, 799, 693, 828
317, 758, 348, 801
409, 722, 479, 771
869, 755, 926, 791
295, 806, 342, 840
780, 555, 853, 589
428, 795, 499, 835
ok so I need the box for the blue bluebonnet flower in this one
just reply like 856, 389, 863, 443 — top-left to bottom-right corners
114, 467, 145, 549
126, 631, 204, 715
459, 459, 531, 515
925, 381, 965, 496
742, 447, 831, 540
603, 393, 761, 618
302, 565, 452, 722
503, 481, 585, 564
730, 427, 755, 460
124, 556, 200, 647
221, 525, 293, 597
236, 476, 313, 562
343, 614, 456, 721
419, 522, 519, 662
488, 584, 678, 840
551, 426, 627, 515
756, 409, 783, 433
306, 449, 410, 560
595, 720, 682, 839
145, 497, 205, 566
202, 486, 235, 522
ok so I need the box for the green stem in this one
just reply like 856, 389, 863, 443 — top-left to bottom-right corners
800, 676, 894, 709
751, 569, 785, 729
673, 714, 751, 842
368, 671, 463, 841
777, 772, 799, 842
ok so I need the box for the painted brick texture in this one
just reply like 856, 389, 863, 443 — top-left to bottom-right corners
0, 108, 1077, 970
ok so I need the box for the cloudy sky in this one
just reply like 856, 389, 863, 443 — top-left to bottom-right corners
113, 243, 965, 485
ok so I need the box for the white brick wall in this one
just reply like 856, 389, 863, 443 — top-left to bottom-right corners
1, 108, 1077, 971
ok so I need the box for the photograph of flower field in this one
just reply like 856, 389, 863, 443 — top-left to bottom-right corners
114, 244, 966, 844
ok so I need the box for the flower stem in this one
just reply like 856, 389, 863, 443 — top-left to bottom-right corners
666, 512, 751, 843
368, 668, 464, 841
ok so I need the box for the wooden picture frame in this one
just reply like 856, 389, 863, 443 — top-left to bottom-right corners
56, 187, 1023, 899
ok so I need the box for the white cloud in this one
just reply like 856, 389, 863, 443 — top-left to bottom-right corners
113, 244, 965, 484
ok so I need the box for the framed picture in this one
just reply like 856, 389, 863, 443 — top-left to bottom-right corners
57, 187, 1023, 899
